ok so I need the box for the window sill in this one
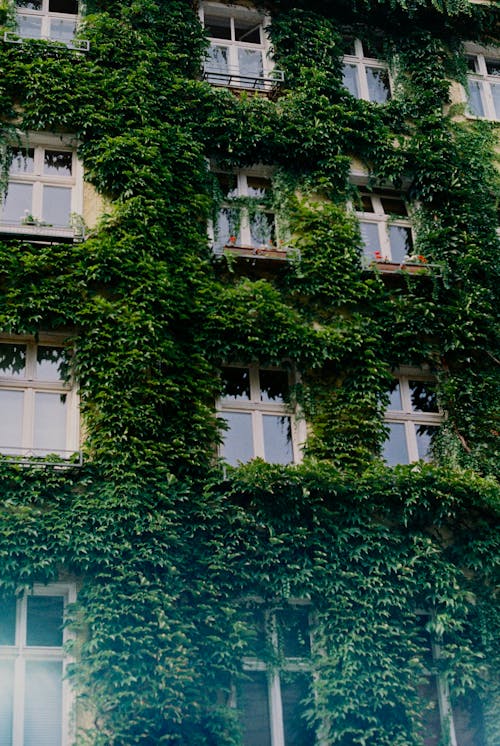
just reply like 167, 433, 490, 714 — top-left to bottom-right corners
3, 31, 89, 52
215, 243, 298, 262
0, 450, 83, 468
0, 222, 85, 242
364, 259, 440, 275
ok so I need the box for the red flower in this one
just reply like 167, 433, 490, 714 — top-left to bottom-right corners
417, 254, 427, 263
228, 235, 236, 244
374, 250, 382, 260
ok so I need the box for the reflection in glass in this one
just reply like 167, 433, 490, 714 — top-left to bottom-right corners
204, 15, 231, 40
0, 344, 26, 378
281, 673, 315, 746
263, 415, 293, 464
238, 48, 264, 86
16, 0, 42, 8
27, 595, 64, 646
42, 185, 71, 226
206, 45, 230, 82
409, 381, 438, 413
234, 20, 261, 44
2, 183, 33, 224
492, 82, 500, 119
49, 16, 76, 41
259, 369, 288, 403
220, 412, 253, 465
360, 221, 381, 257
249, 210, 275, 247
388, 225, 412, 262
221, 367, 250, 400
342, 63, 359, 97
415, 424, 438, 461
215, 207, 240, 249
366, 66, 390, 102
24, 660, 63, 746
387, 380, 402, 410
36, 346, 66, 381
0, 390, 24, 453
34, 392, 67, 454
0, 596, 17, 645
238, 671, 272, 746
382, 422, 409, 465
44, 150, 72, 176
0, 660, 14, 746
9, 148, 34, 174
467, 81, 484, 117
17, 14, 43, 37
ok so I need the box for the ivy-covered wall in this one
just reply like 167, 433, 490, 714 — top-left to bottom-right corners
0, 0, 498, 743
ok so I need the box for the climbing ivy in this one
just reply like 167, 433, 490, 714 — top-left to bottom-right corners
0, 0, 498, 743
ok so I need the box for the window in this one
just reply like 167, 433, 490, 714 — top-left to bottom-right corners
382, 371, 441, 466
356, 191, 413, 263
212, 171, 280, 253
200, 2, 283, 91
342, 38, 391, 103
464, 48, 500, 120
6, 0, 88, 49
0, 139, 83, 240
0, 583, 75, 746
238, 603, 315, 746
218, 365, 302, 466
0, 338, 79, 460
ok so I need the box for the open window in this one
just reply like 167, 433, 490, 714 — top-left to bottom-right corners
342, 38, 391, 103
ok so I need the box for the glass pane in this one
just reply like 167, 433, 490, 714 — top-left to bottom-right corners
491, 82, 500, 119
382, 422, 409, 465
24, 660, 63, 746
388, 225, 413, 262
246, 177, 270, 200
49, 17, 76, 41
360, 194, 375, 212
205, 45, 229, 83
9, 147, 34, 174
418, 676, 442, 746
42, 185, 71, 226
26, 595, 64, 646
451, 691, 487, 746
33, 392, 67, 454
215, 207, 240, 249
0, 343, 26, 378
359, 221, 382, 258
366, 66, 390, 103
16, 0, 42, 7
262, 415, 293, 464
221, 367, 250, 400
342, 63, 359, 97
234, 19, 261, 44
238, 671, 272, 746
281, 673, 315, 746
409, 381, 438, 413
387, 380, 402, 410
467, 80, 484, 117
259, 370, 288, 403
0, 660, 14, 746
415, 424, 438, 461
49, 0, 78, 13
363, 37, 385, 59
237, 48, 264, 85
485, 59, 500, 76
276, 607, 310, 657
0, 390, 24, 453
0, 596, 17, 644
2, 183, 33, 224
17, 14, 43, 38
249, 210, 275, 247
220, 412, 253, 465
36, 346, 66, 381
44, 150, 72, 176
380, 196, 407, 216
204, 15, 231, 40
466, 56, 479, 73
217, 173, 238, 199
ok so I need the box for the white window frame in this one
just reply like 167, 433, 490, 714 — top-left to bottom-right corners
354, 192, 413, 263
383, 369, 442, 465
239, 600, 313, 746
0, 582, 76, 746
217, 364, 304, 465
463, 44, 500, 121
0, 334, 80, 461
200, 2, 282, 90
5, 0, 89, 51
342, 38, 391, 102
0, 133, 84, 240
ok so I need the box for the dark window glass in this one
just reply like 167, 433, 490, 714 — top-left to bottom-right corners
246, 177, 270, 200
16, 1, 42, 9
342, 36, 356, 56
43, 150, 72, 176
234, 19, 261, 44
452, 691, 487, 746
281, 672, 315, 746
409, 381, 438, 413
466, 56, 479, 73
238, 671, 272, 746
49, 0, 78, 13
259, 370, 288, 403
221, 367, 250, 400
0, 344, 26, 378
360, 194, 375, 212
205, 15, 231, 40
380, 196, 408, 216
485, 59, 500, 76
0, 596, 17, 645
276, 607, 310, 658
363, 37, 385, 59
217, 173, 238, 200
26, 595, 64, 647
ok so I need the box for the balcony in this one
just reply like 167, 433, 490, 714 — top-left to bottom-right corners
203, 64, 284, 93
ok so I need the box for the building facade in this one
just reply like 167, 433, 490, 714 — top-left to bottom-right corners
0, 0, 498, 744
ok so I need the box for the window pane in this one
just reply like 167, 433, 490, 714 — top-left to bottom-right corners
262, 415, 293, 464
49, 17, 76, 41
220, 412, 253, 465
9, 147, 34, 174
360, 221, 382, 257
418, 676, 442, 746
234, 19, 261, 44
2, 183, 33, 224
281, 673, 315, 746
259, 370, 288, 403
0, 390, 24, 453
342, 63, 359, 97
380, 196, 408, 216
382, 422, 409, 465
215, 206, 240, 249
451, 691, 487, 746
17, 14, 43, 38
24, 660, 63, 746
467, 81, 485, 116
44, 150, 72, 176
26, 595, 64, 646
388, 225, 412, 263
0, 596, 17, 645
276, 607, 310, 658
238, 671, 272, 746
42, 185, 71, 226
366, 66, 390, 103
0, 343, 26, 378
249, 210, 275, 247
409, 381, 438, 413
206, 45, 230, 83
36, 346, 66, 382
0, 660, 14, 746
237, 48, 264, 84
415, 424, 438, 461
221, 368, 250, 400
491, 82, 500, 119
204, 15, 231, 40
49, 0, 78, 13
246, 177, 270, 200
33, 392, 67, 454
387, 380, 402, 410
16, 1, 43, 8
